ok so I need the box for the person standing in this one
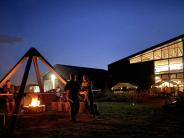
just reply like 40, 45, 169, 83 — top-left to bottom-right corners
81, 75, 95, 118
64, 74, 80, 122
3, 80, 15, 114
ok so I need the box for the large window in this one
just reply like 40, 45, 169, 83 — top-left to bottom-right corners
169, 58, 183, 73
155, 58, 183, 75
129, 40, 183, 64
154, 49, 161, 60
162, 47, 169, 59
169, 42, 183, 58
129, 56, 141, 64
142, 52, 153, 61
155, 60, 169, 74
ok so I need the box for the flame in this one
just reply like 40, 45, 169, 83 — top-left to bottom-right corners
29, 96, 40, 107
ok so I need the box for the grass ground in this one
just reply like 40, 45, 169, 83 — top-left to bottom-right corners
1, 100, 184, 138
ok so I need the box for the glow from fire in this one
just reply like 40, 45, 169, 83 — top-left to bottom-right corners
29, 97, 40, 107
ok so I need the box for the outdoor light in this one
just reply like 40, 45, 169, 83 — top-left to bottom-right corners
51, 74, 56, 89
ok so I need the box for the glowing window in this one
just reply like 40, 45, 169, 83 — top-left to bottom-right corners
154, 49, 161, 60
169, 58, 183, 73
169, 45, 177, 58
162, 47, 169, 59
129, 39, 183, 64
176, 42, 183, 56
155, 60, 169, 74
169, 42, 183, 58
142, 52, 153, 62
130, 56, 141, 64
170, 74, 176, 79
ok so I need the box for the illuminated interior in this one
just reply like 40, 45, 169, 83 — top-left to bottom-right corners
51, 74, 56, 89
130, 40, 183, 64
129, 38, 184, 91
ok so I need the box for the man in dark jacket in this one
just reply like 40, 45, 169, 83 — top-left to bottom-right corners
64, 74, 80, 122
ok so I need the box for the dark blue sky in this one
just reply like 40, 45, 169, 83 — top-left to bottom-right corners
1, 0, 184, 78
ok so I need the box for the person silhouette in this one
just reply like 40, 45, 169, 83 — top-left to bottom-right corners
64, 73, 80, 122
81, 75, 95, 118
3, 80, 15, 114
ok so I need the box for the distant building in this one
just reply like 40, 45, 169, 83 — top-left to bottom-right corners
108, 34, 184, 92
42, 64, 108, 92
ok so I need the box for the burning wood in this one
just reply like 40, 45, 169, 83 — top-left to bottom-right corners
22, 95, 45, 113
29, 96, 40, 107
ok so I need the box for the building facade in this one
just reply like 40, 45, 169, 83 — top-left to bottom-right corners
108, 34, 184, 92
43, 64, 108, 92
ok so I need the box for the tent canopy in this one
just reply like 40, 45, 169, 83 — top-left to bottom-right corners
153, 80, 178, 88
112, 82, 138, 90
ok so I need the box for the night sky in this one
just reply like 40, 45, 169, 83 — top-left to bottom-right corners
1, 0, 184, 80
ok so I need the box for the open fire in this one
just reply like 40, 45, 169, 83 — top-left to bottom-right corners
29, 96, 40, 107
23, 95, 46, 113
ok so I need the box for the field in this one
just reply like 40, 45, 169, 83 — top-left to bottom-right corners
1, 100, 184, 138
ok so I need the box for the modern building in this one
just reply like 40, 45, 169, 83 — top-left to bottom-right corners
43, 64, 108, 92
108, 34, 184, 92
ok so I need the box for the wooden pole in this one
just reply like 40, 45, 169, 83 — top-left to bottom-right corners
0, 57, 27, 87
33, 56, 44, 92
39, 57, 67, 85
8, 55, 33, 135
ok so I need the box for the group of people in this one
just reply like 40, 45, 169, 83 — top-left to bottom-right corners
0, 74, 96, 122
64, 74, 96, 122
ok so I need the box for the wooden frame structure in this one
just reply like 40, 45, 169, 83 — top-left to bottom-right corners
0, 47, 67, 135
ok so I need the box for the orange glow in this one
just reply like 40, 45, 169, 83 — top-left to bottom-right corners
29, 96, 40, 107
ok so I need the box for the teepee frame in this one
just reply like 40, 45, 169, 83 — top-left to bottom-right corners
0, 47, 67, 135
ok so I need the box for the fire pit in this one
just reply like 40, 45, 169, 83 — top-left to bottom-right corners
22, 95, 46, 113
